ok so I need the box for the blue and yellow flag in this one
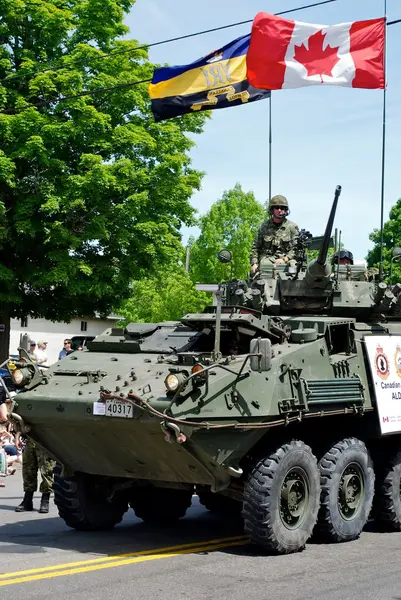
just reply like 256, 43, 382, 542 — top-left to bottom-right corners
149, 34, 271, 122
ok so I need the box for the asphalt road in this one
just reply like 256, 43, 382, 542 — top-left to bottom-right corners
2, 471, 401, 600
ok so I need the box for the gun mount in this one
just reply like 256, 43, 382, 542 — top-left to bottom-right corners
218, 185, 393, 320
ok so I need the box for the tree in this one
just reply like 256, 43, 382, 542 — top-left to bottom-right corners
0, 0, 208, 359
118, 266, 210, 324
367, 199, 401, 283
189, 184, 265, 283
307, 242, 342, 264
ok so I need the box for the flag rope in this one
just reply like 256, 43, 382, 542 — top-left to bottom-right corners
0, 0, 341, 85
379, 0, 387, 281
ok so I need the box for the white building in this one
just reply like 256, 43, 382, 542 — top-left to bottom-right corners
10, 314, 121, 365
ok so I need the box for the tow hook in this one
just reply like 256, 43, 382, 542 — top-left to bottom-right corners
10, 412, 31, 434
161, 421, 187, 444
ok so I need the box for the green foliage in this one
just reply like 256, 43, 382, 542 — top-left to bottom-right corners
189, 184, 265, 283
118, 266, 210, 324
367, 199, 401, 283
307, 249, 337, 263
0, 0, 208, 333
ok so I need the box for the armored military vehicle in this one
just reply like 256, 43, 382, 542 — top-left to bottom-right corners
6, 185, 401, 554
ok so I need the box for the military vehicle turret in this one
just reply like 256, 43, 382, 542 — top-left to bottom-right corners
6, 185, 401, 554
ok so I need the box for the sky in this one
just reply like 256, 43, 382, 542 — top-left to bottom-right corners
125, 0, 401, 261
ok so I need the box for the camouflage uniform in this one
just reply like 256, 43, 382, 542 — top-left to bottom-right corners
22, 437, 55, 494
250, 217, 300, 266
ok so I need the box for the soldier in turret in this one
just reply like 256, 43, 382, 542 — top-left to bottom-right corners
332, 249, 354, 265
332, 249, 372, 281
250, 195, 299, 274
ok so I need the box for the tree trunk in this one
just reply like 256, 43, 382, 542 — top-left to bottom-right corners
0, 312, 11, 364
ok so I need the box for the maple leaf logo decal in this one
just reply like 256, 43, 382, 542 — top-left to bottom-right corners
293, 30, 340, 82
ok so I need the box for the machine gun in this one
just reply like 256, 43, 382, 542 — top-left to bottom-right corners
294, 229, 313, 277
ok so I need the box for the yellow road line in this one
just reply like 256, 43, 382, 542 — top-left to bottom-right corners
0, 535, 247, 579
0, 536, 248, 587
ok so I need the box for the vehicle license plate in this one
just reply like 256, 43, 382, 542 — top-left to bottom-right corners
105, 399, 133, 418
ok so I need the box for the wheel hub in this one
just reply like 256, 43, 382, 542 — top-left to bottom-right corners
338, 462, 364, 520
280, 467, 309, 529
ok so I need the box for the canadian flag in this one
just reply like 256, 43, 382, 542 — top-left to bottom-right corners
246, 13, 385, 90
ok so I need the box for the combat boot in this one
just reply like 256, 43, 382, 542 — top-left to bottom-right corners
15, 491, 34, 512
39, 493, 50, 514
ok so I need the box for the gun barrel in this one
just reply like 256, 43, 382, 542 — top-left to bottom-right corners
317, 185, 342, 265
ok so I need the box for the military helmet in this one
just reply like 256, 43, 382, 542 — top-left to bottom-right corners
269, 195, 289, 210
332, 249, 354, 265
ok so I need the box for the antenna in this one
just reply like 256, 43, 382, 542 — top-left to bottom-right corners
335, 230, 342, 288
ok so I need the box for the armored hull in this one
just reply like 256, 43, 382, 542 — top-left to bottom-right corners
9, 186, 401, 553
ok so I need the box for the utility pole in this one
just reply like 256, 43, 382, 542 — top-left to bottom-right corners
185, 245, 191, 272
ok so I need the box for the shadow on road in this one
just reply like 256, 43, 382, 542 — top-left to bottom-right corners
1, 479, 396, 561
0, 497, 247, 558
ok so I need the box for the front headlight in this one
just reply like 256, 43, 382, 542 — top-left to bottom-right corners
165, 372, 188, 393
191, 363, 207, 387
11, 367, 33, 387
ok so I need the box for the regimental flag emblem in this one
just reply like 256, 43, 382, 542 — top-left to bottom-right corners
376, 345, 390, 380
149, 34, 271, 122
394, 345, 401, 378
206, 52, 224, 64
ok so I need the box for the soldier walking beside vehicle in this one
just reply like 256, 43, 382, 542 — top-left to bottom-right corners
15, 438, 55, 514
250, 195, 299, 273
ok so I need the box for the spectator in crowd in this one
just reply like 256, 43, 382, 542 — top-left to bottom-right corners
0, 398, 7, 424
58, 339, 73, 360
0, 446, 6, 487
0, 423, 22, 486
34, 341, 49, 366
0, 378, 11, 424
1, 425, 22, 466
29, 340, 37, 361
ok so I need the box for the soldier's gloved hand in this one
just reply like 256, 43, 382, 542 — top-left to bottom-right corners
274, 258, 286, 265
251, 263, 259, 274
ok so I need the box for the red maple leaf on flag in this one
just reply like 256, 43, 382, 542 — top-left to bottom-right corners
293, 30, 340, 82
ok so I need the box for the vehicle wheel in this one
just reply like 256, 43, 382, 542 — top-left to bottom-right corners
53, 466, 129, 531
375, 449, 401, 531
130, 487, 193, 524
197, 491, 242, 517
243, 440, 320, 554
315, 438, 374, 542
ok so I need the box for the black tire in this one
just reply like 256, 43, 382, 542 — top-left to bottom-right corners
375, 449, 401, 531
315, 437, 374, 542
243, 440, 320, 554
198, 491, 242, 517
130, 487, 193, 524
53, 466, 129, 531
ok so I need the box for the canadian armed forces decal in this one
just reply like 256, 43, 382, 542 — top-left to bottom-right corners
394, 345, 401, 378
375, 345, 390, 380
